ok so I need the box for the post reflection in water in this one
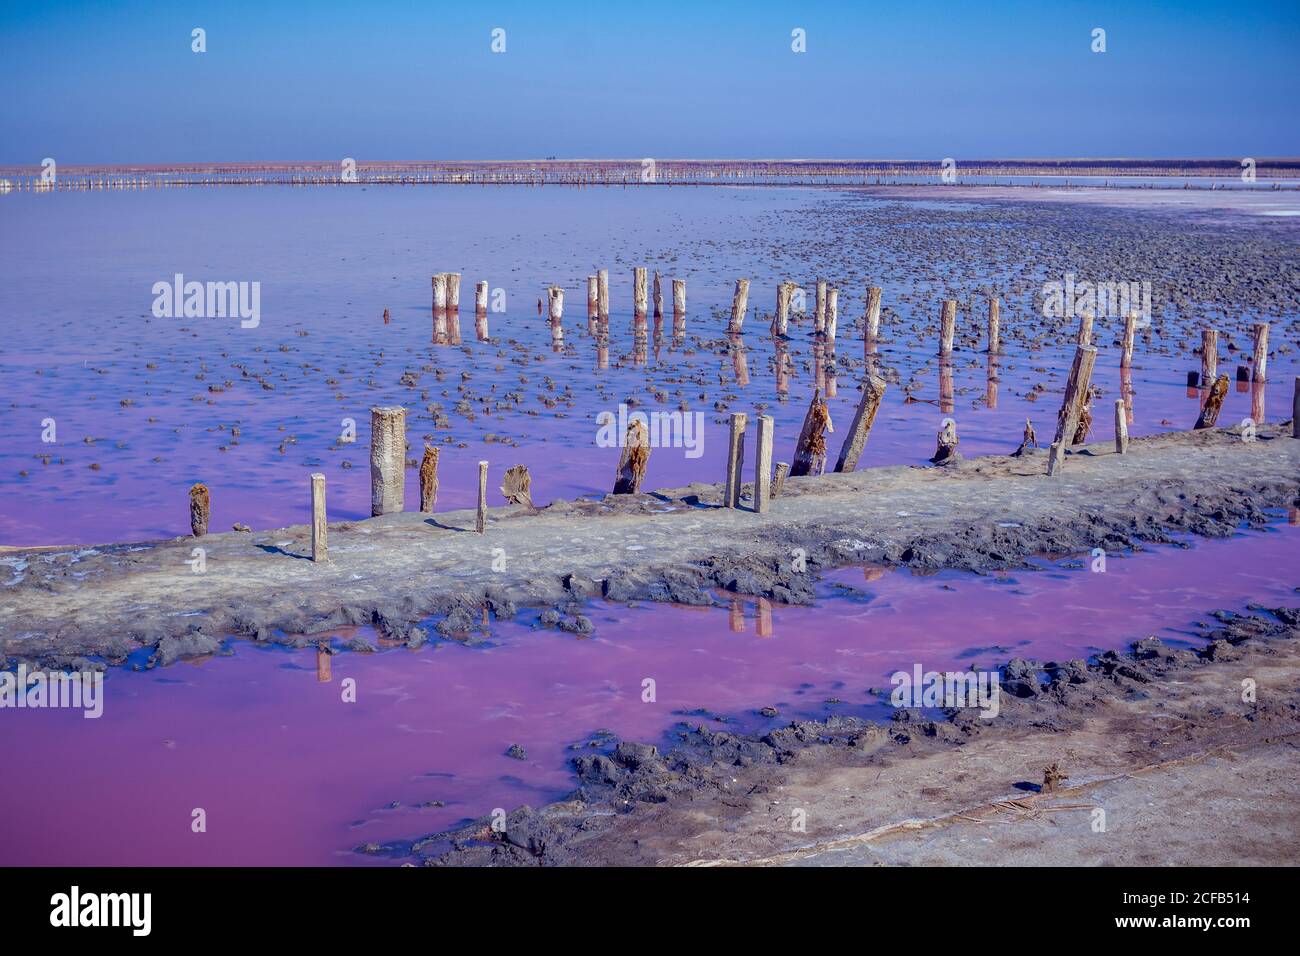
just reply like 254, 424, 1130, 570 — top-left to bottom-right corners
939, 356, 954, 415
986, 353, 999, 410
729, 332, 749, 387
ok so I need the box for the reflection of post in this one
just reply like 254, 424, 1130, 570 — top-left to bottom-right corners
824, 344, 837, 399
725, 413, 748, 508
985, 353, 999, 409
987, 296, 999, 353
1252, 322, 1269, 382
311, 473, 327, 563
939, 299, 956, 355
754, 415, 774, 512
775, 337, 791, 401
316, 645, 332, 683
596, 336, 608, 371
756, 598, 773, 638
633, 326, 648, 367
1120, 363, 1135, 424
730, 334, 749, 386
939, 358, 954, 414
728, 599, 744, 632
1201, 329, 1218, 386
1121, 312, 1137, 367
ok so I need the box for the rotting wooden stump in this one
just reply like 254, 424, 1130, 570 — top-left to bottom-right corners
1194, 374, 1230, 430
419, 444, 440, 513
1076, 310, 1094, 347
729, 279, 750, 333
789, 389, 832, 477
865, 286, 882, 341
771, 461, 789, 498
1114, 400, 1129, 454
1072, 387, 1096, 445
500, 464, 533, 509
1252, 322, 1269, 382
1121, 311, 1137, 367
189, 483, 210, 537
834, 373, 886, 473
1013, 418, 1037, 456
1202, 329, 1219, 385
939, 299, 956, 355
476, 461, 488, 533
310, 473, 327, 563
613, 419, 650, 494
370, 405, 407, 516
930, 418, 959, 464
725, 412, 748, 508
754, 415, 774, 513
1047, 345, 1097, 476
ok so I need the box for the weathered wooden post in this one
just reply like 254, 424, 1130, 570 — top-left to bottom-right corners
790, 389, 832, 477
587, 275, 598, 320
476, 280, 489, 317
1114, 400, 1129, 454
754, 415, 774, 512
500, 464, 533, 508
1201, 329, 1218, 386
774, 282, 792, 336
931, 418, 959, 464
825, 288, 838, 341
597, 269, 610, 324
613, 419, 649, 494
725, 412, 748, 507
370, 405, 406, 516
939, 299, 956, 355
432, 274, 448, 314
1194, 375, 1230, 429
653, 271, 664, 320
1121, 312, 1137, 367
1293, 376, 1299, 439
1252, 322, 1269, 382
729, 279, 750, 333
548, 284, 564, 339
189, 483, 209, 536
865, 286, 882, 341
987, 296, 1000, 353
633, 267, 648, 321
311, 473, 327, 562
772, 462, 790, 498
1046, 346, 1098, 476
1076, 309, 1093, 347
834, 374, 886, 472
446, 273, 461, 312
476, 461, 488, 532
814, 279, 827, 333
672, 278, 686, 321
419, 445, 439, 512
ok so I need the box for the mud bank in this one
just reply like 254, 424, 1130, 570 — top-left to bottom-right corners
2, 423, 1297, 669
403, 604, 1300, 867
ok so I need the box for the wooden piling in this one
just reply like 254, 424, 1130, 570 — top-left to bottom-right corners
1252, 322, 1269, 382
189, 483, 209, 537
370, 405, 406, 516
834, 374, 886, 472
939, 299, 956, 355
419, 444, 439, 512
446, 273, 461, 311
1076, 310, 1093, 347
790, 389, 832, 477
432, 274, 447, 313
672, 278, 686, 318
476, 280, 489, 316
754, 415, 774, 512
1201, 329, 1218, 385
586, 275, 598, 319
613, 419, 650, 494
772, 462, 789, 498
476, 461, 488, 532
1194, 374, 1230, 429
633, 267, 648, 319
653, 271, 664, 320
865, 286, 882, 341
774, 282, 792, 336
719, 412, 746, 508
1114, 400, 1129, 454
931, 419, 959, 464
1046, 345, 1098, 476
597, 269, 610, 324
548, 285, 564, 323
987, 296, 1000, 353
815, 279, 827, 333
729, 279, 750, 333
1121, 312, 1137, 367
310, 473, 327, 562
825, 288, 838, 341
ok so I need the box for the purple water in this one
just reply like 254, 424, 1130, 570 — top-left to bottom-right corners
1, 524, 1294, 866
2, 185, 1293, 545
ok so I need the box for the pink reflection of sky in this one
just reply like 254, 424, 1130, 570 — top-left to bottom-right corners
1, 524, 1294, 866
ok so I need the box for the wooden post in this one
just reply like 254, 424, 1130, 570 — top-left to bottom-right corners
1046, 346, 1097, 476
1121, 312, 1137, 367
310, 473, 327, 562
824, 288, 838, 341
725, 412, 748, 507
1293, 376, 1299, 439
772, 462, 789, 498
1076, 310, 1093, 347
1252, 322, 1269, 382
597, 269, 610, 324
814, 279, 827, 333
586, 275, 598, 319
865, 286, 882, 341
835, 374, 886, 472
476, 461, 488, 532
613, 419, 650, 494
987, 296, 1000, 353
475, 280, 489, 317
1201, 329, 1218, 386
931, 418, 959, 464
729, 279, 750, 333
370, 405, 406, 516
754, 415, 774, 512
1194, 374, 1230, 429
446, 273, 461, 311
431, 274, 447, 313
1114, 400, 1129, 454
939, 299, 956, 355
189, 483, 209, 537
548, 285, 564, 323
633, 267, 648, 319
790, 389, 832, 477
671, 278, 686, 318
653, 271, 664, 320
419, 444, 439, 512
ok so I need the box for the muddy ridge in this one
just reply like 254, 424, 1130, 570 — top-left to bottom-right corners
1, 422, 1297, 670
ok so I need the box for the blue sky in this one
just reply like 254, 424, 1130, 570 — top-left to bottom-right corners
1, 0, 1297, 163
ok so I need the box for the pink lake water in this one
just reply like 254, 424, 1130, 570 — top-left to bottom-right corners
0, 523, 1295, 866
2, 185, 1294, 546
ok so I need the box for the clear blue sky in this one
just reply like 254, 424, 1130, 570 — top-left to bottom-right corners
2, 0, 1297, 164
